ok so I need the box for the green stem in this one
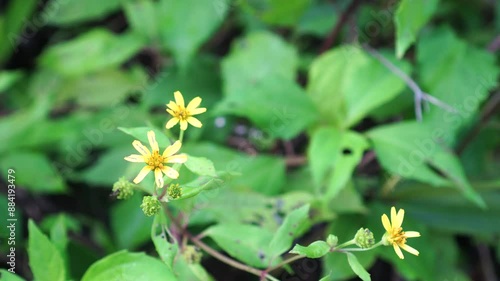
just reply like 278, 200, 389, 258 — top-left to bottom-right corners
268, 254, 306, 272
179, 129, 185, 143
336, 239, 356, 249
338, 241, 384, 252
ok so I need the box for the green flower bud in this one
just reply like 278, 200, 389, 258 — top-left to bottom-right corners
354, 228, 375, 249
183, 245, 202, 264
112, 177, 135, 200
141, 196, 161, 216
168, 184, 182, 200
326, 234, 338, 247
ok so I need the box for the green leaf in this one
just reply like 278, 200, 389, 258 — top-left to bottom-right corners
0, 152, 66, 193
309, 127, 369, 198
111, 194, 154, 249
259, 0, 312, 27
118, 127, 171, 147
0, 0, 38, 64
81, 251, 177, 281
0, 270, 26, 281
45, 0, 127, 26
269, 204, 310, 257
40, 29, 146, 76
204, 224, 278, 268
151, 215, 178, 270
123, 1, 159, 42
158, 0, 228, 68
319, 272, 331, 281
417, 26, 499, 144
290, 241, 330, 258
0, 71, 23, 92
28, 220, 66, 281
307, 46, 411, 128
179, 177, 224, 200
346, 253, 371, 281
367, 121, 485, 207
173, 255, 215, 281
297, 3, 337, 36
395, 0, 439, 58
184, 156, 217, 177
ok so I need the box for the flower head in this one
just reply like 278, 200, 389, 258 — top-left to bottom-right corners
124, 130, 187, 187
381, 207, 421, 259
166, 91, 206, 131
141, 196, 161, 216
354, 228, 375, 249
112, 177, 135, 199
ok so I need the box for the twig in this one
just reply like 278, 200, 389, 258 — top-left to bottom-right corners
487, 34, 500, 53
363, 44, 457, 121
267, 254, 305, 272
320, 0, 363, 53
477, 244, 498, 281
285, 155, 307, 167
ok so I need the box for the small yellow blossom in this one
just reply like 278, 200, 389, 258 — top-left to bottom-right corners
166, 91, 206, 131
124, 130, 187, 187
381, 206, 421, 259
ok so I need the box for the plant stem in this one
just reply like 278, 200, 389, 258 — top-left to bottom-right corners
179, 129, 185, 143
267, 254, 306, 272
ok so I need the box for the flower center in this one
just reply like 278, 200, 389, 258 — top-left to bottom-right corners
175, 107, 189, 121
147, 151, 164, 169
389, 227, 407, 245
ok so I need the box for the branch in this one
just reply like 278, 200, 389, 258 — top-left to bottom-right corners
363, 44, 457, 121
320, 0, 363, 54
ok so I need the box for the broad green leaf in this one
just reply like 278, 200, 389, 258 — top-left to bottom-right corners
158, 0, 228, 68
81, 251, 177, 281
28, 220, 66, 281
179, 177, 224, 200
151, 215, 178, 270
215, 75, 318, 139
39, 29, 146, 76
296, 3, 337, 36
0, 0, 38, 65
307, 46, 411, 128
309, 127, 369, 198
173, 255, 215, 281
269, 204, 310, 257
222, 31, 298, 98
0, 270, 25, 281
417, 26, 498, 145
124, 1, 159, 42
204, 224, 278, 268
118, 127, 171, 147
184, 156, 217, 177
0, 152, 66, 193
367, 121, 485, 207
290, 241, 330, 258
0, 71, 23, 92
395, 0, 439, 58
45, 0, 127, 26
257, 0, 312, 27
111, 194, 154, 249
319, 273, 331, 281
60, 68, 147, 108
346, 253, 371, 281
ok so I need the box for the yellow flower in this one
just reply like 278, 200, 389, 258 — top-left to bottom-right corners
166, 91, 206, 131
381, 207, 421, 259
124, 130, 187, 187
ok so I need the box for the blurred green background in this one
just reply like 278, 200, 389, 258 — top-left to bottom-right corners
0, 0, 499, 280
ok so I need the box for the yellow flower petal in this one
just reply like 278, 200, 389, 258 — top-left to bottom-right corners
190, 107, 207, 115
162, 166, 179, 179
405, 231, 421, 238
381, 214, 392, 233
166, 109, 175, 116
174, 91, 185, 107
186, 97, 202, 111
147, 131, 159, 152
162, 141, 182, 158
165, 154, 187, 164
187, 117, 202, 128
180, 120, 188, 131
400, 244, 419, 256
390, 207, 398, 227
166, 101, 179, 111
154, 168, 164, 187
166, 118, 179, 129
393, 208, 405, 229
393, 244, 405, 259
132, 140, 151, 156
124, 154, 145, 163
133, 166, 152, 184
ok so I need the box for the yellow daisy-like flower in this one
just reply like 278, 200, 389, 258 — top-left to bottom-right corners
124, 130, 187, 188
166, 91, 207, 131
381, 207, 421, 259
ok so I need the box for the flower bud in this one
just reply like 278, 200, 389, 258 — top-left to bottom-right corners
112, 177, 135, 200
354, 228, 375, 248
141, 196, 161, 216
168, 183, 182, 200
183, 245, 202, 264
326, 234, 338, 247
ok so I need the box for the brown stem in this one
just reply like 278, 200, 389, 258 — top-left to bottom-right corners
320, 0, 363, 54
487, 34, 500, 53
